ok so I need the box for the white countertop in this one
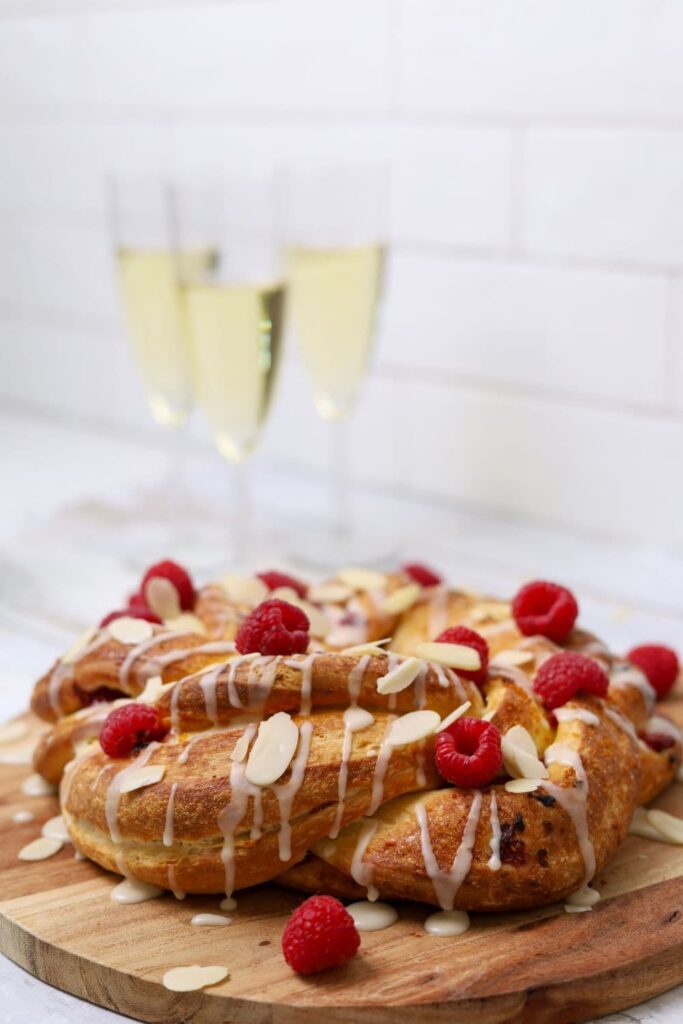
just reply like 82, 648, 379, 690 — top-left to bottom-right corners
0, 407, 681, 1024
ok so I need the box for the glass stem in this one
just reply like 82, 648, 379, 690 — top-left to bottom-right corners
330, 417, 351, 539
233, 462, 250, 565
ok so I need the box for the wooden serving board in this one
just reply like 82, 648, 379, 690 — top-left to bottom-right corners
1, 700, 683, 1024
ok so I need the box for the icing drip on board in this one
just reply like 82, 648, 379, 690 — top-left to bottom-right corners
416, 792, 482, 910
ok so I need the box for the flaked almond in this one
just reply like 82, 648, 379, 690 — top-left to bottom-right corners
502, 726, 548, 780
435, 701, 471, 733
231, 731, 252, 763
268, 586, 300, 603
504, 777, 543, 793
107, 617, 154, 645
342, 638, 391, 657
379, 583, 421, 616
138, 675, 177, 704
246, 712, 299, 786
308, 582, 353, 604
504, 724, 538, 757
62, 627, 97, 665
18, 836, 63, 861
42, 815, 70, 842
415, 641, 481, 672
386, 710, 440, 748
337, 567, 387, 592
377, 657, 422, 695
629, 807, 664, 841
162, 965, 229, 992
119, 764, 166, 794
492, 649, 534, 668
164, 612, 207, 635
145, 577, 181, 620
647, 809, 683, 845
0, 719, 29, 745
469, 601, 511, 624
221, 574, 268, 608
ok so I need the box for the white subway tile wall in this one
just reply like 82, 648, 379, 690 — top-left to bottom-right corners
0, 0, 681, 548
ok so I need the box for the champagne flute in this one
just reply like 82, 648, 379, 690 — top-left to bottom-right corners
173, 174, 285, 563
105, 176, 216, 564
282, 162, 391, 566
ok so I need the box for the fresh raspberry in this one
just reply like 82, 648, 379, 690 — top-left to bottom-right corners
512, 580, 578, 643
641, 732, 676, 753
435, 717, 502, 787
401, 562, 443, 587
141, 560, 196, 613
627, 644, 679, 699
99, 606, 162, 628
235, 599, 310, 656
99, 703, 168, 758
435, 626, 489, 686
533, 651, 608, 710
282, 895, 360, 975
256, 571, 308, 599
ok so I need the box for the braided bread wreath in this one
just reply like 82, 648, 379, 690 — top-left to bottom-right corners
30, 562, 681, 920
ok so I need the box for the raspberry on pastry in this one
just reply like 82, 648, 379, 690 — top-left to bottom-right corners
282, 895, 360, 975
435, 625, 489, 686
512, 580, 578, 643
435, 717, 502, 787
533, 651, 608, 710
141, 560, 196, 617
257, 570, 308, 599
99, 704, 168, 758
401, 562, 443, 587
641, 731, 676, 753
235, 599, 310, 656
99, 606, 162, 628
627, 644, 679, 699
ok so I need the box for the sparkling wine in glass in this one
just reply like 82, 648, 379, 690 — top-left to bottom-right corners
173, 174, 284, 562
282, 163, 391, 566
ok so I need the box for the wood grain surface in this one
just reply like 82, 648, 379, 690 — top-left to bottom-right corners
1, 697, 682, 1024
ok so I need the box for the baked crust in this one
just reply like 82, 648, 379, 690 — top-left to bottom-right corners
29, 576, 682, 912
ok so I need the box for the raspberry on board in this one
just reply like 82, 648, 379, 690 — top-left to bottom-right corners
512, 580, 578, 643
435, 625, 489, 686
282, 895, 360, 975
401, 562, 443, 587
257, 571, 308, 599
99, 703, 169, 758
141, 560, 196, 612
627, 644, 679, 700
99, 606, 162, 628
235, 599, 310, 656
435, 717, 502, 788
533, 651, 608, 710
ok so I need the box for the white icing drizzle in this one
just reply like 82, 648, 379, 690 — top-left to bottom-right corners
367, 715, 397, 814
118, 629, 195, 691
646, 715, 682, 742
543, 745, 595, 885
271, 720, 314, 860
163, 782, 178, 847
444, 666, 468, 703
554, 707, 601, 727
488, 791, 501, 871
609, 663, 656, 709
350, 819, 379, 901
347, 655, 371, 706
105, 742, 160, 844
285, 653, 318, 717
488, 662, 535, 696
154, 641, 236, 670
249, 655, 279, 710
200, 665, 223, 724
329, 707, 375, 838
602, 705, 639, 743
168, 864, 185, 899
416, 791, 482, 910
217, 723, 259, 898
413, 662, 429, 710
50, 633, 109, 715
416, 739, 427, 787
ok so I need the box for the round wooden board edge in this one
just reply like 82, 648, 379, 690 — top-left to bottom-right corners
2, 895, 683, 1024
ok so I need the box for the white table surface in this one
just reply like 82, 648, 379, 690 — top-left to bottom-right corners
0, 406, 681, 1024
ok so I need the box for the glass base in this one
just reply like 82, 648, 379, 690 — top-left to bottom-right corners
287, 523, 399, 571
